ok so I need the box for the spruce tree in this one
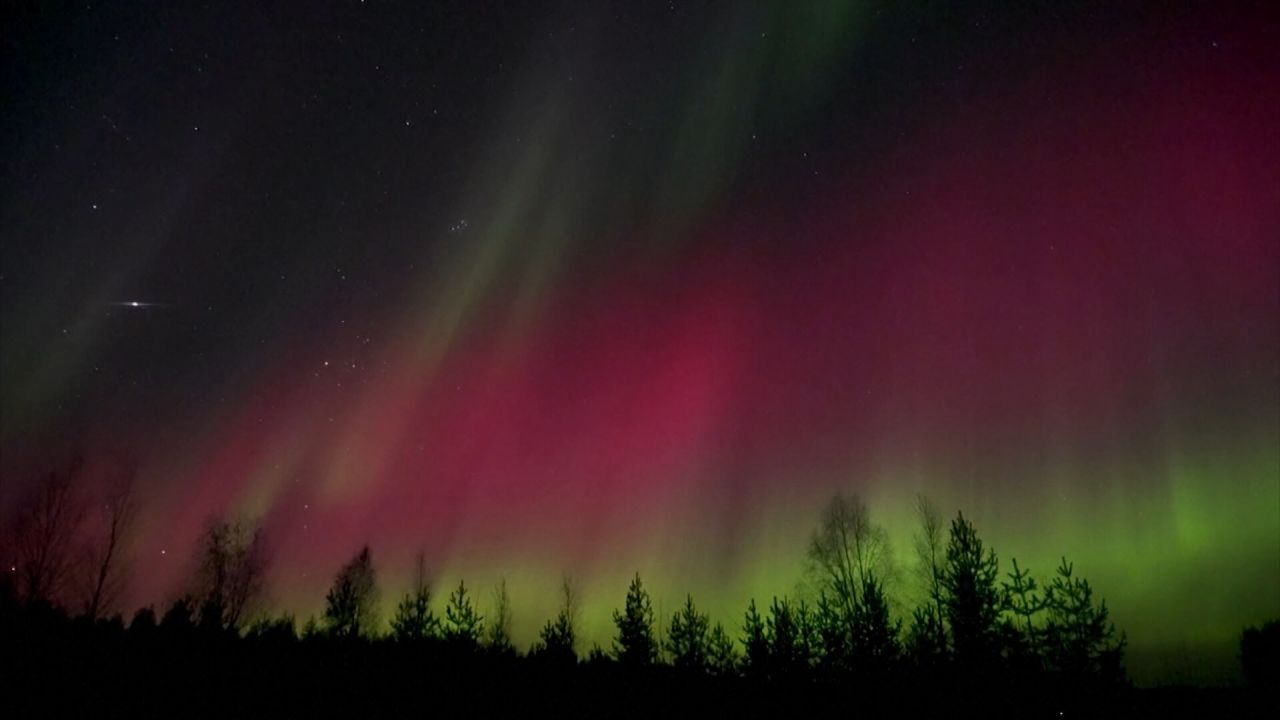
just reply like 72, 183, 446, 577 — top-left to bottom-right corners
666, 594, 711, 671
741, 598, 770, 677
612, 573, 657, 665
941, 513, 1004, 666
707, 621, 740, 676
849, 575, 900, 671
1042, 558, 1125, 685
905, 604, 946, 670
532, 576, 578, 663
442, 579, 484, 649
1003, 557, 1046, 662
766, 597, 810, 678
323, 546, 379, 639
389, 582, 437, 642
533, 610, 576, 664
390, 554, 437, 642
815, 592, 851, 676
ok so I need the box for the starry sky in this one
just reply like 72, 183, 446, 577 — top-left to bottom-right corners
2, 1, 1277, 683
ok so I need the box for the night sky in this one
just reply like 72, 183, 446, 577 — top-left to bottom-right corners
2, 1, 1277, 683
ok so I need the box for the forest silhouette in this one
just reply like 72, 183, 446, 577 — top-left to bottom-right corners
3, 462, 1277, 718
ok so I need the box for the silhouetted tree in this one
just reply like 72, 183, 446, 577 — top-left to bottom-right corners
707, 621, 740, 676
533, 616, 576, 664
1240, 620, 1279, 688
11, 458, 85, 605
905, 603, 947, 670
443, 579, 484, 649
246, 613, 297, 644
0, 487, 1155, 713
807, 492, 894, 622
942, 512, 1005, 666
300, 615, 321, 640
814, 592, 852, 675
766, 597, 812, 678
194, 517, 268, 631
613, 572, 657, 666
806, 491, 899, 680
323, 545, 379, 639
850, 576, 900, 671
485, 578, 515, 654
742, 598, 770, 677
1004, 557, 1046, 661
128, 605, 157, 636
532, 582, 578, 665
912, 494, 948, 653
80, 466, 137, 620
1041, 557, 1125, 685
389, 552, 437, 642
535, 614, 576, 666
160, 595, 197, 632
666, 594, 711, 671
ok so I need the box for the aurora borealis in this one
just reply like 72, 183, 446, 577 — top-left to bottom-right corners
2, 1, 1277, 684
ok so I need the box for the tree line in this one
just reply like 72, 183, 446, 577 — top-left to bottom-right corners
3, 461, 1277, 712
298, 494, 1128, 688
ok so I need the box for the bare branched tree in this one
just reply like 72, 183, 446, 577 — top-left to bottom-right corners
912, 495, 947, 641
12, 458, 86, 605
806, 492, 894, 619
195, 517, 268, 631
80, 464, 138, 620
485, 577, 514, 651
559, 575, 579, 638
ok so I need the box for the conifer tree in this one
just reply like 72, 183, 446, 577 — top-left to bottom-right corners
324, 545, 379, 639
442, 579, 484, 649
766, 597, 810, 677
707, 621, 740, 676
905, 604, 946, 670
849, 576, 900, 670
1003, 557, 1046, 660
741, 598, 770, 677
390, 553, 438, 642
666, 594, 711, 671
534, 611, 576, 664
612, 573, 657, 665
942, 513, 1004, 665
815, 592, 852, 675
531, 578, 577, 664
1042, 558, 1125, 684
389, 586, 437, 642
